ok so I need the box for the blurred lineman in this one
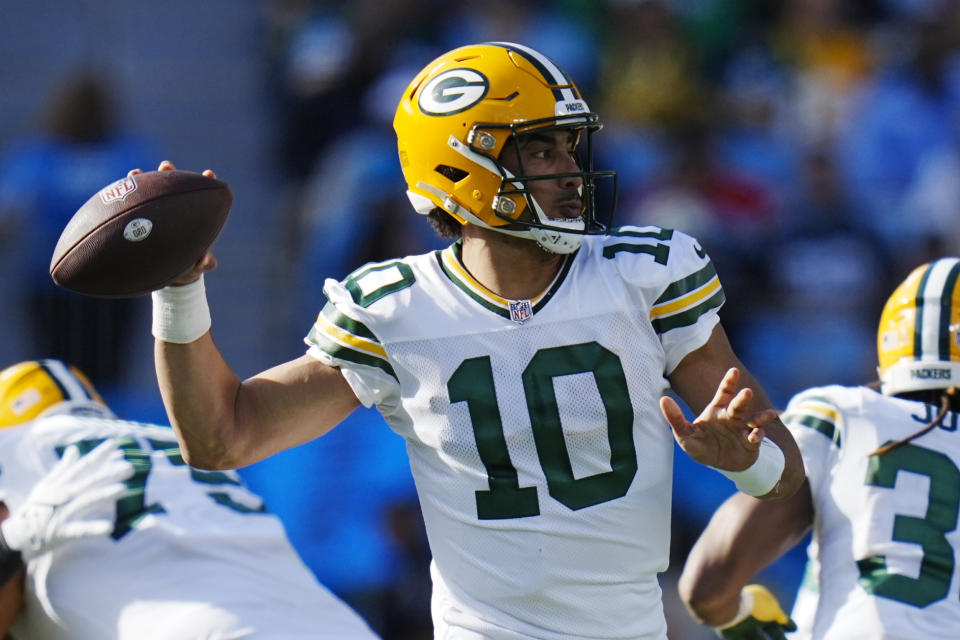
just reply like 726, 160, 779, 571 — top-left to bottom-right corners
679, 257, 960, 639
0, 359, 378, 639
147, 43, 803, 639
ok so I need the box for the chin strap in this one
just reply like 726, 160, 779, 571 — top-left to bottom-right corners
532, 228, 582, 254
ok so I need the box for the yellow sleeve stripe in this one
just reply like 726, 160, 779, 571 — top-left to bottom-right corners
313, 312, 387, 359
789, 400, 839, 423
650, 276, 722, 319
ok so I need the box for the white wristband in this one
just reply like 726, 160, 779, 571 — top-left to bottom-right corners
151, 275, 211, 344
712, 438, 785, 497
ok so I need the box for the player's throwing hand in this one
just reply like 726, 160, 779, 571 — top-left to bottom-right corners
660, 367, 779, 472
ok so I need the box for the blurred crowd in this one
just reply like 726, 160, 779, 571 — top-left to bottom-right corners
3, 0, 960, 638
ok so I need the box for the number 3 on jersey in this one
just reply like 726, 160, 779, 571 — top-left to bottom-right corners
448, 341, 637, 519
858, 442, 960, 607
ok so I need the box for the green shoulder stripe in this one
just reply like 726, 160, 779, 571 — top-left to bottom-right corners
656, 262, 718, 305
651, 289, 725, 333
321, 303, 379, 343
783, 411, 842, 448
307, 325, 398, 382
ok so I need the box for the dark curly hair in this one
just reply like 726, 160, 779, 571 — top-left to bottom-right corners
426, 208, 462, 239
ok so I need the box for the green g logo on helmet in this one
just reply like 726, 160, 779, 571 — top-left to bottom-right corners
418, 68, 489, 116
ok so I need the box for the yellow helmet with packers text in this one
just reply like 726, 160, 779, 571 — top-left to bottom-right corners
0, 359, 113, 428
393, 41, 617, 254
878, 258, 960, 396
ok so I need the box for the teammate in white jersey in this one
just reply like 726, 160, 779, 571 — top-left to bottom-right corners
0, 358, 378, 639
679, 257, 960, 639
141, 42, 803, 639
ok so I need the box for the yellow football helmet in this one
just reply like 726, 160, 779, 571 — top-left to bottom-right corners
0, 359, 111, 428
878, 258, 960, 396
394, 41, 617, 254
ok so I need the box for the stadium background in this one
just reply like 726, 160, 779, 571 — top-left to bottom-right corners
2, 1, 959, 637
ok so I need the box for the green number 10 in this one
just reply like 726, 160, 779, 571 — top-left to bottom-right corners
447, 341, 637, 520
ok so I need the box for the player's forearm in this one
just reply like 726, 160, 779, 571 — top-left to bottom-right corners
684, 590, 741, 627
679, 487, 813, 624
155, 334, 246, 470
679, 510, 757, 626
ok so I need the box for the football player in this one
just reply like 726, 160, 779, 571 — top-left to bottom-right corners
144, 42, 803, 639
0, 359, 378, 639
679, 257, 960, 639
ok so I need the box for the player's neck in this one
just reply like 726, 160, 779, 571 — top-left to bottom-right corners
459, 227, 567, 301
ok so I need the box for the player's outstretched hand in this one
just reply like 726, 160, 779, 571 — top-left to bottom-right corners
128, 160, 218, 285
660, 367, 778, 471
714, 584, 797, 640
0, 440, 134, 561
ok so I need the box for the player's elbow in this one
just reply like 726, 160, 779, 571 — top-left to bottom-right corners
172, 420, 249, 471
677, 568, 710, 623
177, 438, 240, 471
677, 563, 740, 627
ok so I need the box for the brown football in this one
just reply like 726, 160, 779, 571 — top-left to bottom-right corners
50, 170, 232, 298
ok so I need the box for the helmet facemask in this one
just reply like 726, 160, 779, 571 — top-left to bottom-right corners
458, 117, 617, 254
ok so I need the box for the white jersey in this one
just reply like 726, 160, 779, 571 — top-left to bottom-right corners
305, 226, 724, 639
781, 384, 960, 639
0, 411, 378, 640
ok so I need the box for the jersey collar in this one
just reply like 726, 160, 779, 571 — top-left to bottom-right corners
436, 241, 574, 322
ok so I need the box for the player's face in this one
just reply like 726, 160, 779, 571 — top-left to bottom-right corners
500, 130, 584, 220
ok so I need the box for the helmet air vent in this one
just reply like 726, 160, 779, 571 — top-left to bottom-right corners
435, 165, 468, 182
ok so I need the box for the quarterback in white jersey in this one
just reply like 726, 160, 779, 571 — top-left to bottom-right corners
680, 257, 960, 640
308, 225, 726, 638
146, 42, 803, 640
0, 359, 378, 640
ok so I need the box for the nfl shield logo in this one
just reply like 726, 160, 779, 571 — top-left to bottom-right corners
508, 299, 533, 324
99, 177, 138, 204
